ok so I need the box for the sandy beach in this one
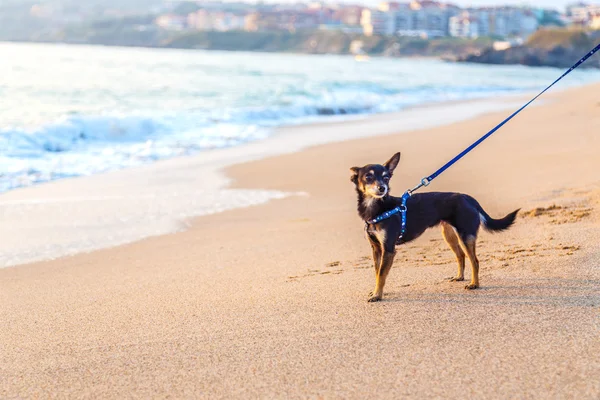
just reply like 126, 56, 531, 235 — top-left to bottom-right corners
1, 82, 600, 398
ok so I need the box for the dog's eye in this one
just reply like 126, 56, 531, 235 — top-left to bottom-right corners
365, 175, 373, 183
383, 176, 390, 183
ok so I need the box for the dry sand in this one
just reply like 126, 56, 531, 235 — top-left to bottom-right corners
1, 83, 600, 398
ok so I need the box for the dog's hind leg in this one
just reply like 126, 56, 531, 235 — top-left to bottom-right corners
368, 250, 395, 302
441, 222, 465, 282
459, 235, 480, 290
454, 200, 482, 289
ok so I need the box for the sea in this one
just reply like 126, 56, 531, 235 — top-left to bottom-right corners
2, 41, 600, 193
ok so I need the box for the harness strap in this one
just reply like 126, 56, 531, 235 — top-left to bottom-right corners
407, 42, 600, 195
399, 192, 409, 240
365, 191, 411, 241
366, 206, 404, 224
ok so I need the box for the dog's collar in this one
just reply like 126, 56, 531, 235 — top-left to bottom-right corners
365, 192, 410, 241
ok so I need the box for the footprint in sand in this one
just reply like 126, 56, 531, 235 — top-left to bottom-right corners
287, 261, 346, 281
521, 203, 592, 224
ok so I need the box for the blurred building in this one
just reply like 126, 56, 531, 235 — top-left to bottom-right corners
449, 13, 480, 38
449, 7, 538, 38
332, 6, 363, 26
362, 1, 459, 38
248, 9, 320, 32
361, 9, 395, 36
567, 3, 600, 28
155, 14, 187, 30
187, 10, 211, 30
244, 13, 260, 32
150, 0, 558, 38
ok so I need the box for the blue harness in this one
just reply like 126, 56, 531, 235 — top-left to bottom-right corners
365, 191, 410, 241
366, 42, 600, 243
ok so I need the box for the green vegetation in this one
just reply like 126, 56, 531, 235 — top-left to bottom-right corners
163, 30, 493, 57
460, 28, 600, 68
526, 28, 596, 50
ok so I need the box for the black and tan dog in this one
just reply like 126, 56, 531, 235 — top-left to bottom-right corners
351, 152, 519, 302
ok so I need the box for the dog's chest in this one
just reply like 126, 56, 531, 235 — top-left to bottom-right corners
366, 226, 387, 245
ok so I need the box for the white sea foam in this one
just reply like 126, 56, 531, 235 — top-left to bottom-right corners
0, 184, 304, 267
0, 88, 523, 192
3, 43, 600, 194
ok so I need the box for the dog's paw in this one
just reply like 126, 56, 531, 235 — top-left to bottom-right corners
464, 283, 479, 290
367, 292, 382, 302
449, 276, 465, 282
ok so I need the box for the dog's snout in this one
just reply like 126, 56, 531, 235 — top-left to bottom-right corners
378, 185, 386, 192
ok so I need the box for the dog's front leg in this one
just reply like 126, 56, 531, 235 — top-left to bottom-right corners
368, 250, 395, 302
369, 240, 382, 274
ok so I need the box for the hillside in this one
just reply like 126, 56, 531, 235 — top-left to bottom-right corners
161, 30, 492, 57
459, 29, 600, 68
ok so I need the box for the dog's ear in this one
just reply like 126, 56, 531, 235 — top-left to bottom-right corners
383, 152, 401, 175
350, 167, 360, 184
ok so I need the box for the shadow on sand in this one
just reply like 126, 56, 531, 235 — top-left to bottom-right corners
384, 277, 600, 308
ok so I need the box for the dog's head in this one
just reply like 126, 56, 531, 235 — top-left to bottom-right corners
350, 152, 401, 199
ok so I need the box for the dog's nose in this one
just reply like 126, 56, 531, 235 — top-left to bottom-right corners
378, 185, 386, 192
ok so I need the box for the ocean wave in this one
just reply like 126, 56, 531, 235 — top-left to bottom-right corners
0, 84, 535, 193
0, 116, 165, 156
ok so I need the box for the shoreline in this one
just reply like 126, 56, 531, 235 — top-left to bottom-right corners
0, 92, 530, 268
0, 39, 439, 58
0, 37, 482, 61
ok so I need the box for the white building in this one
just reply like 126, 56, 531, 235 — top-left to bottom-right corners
504, 8, 538, 38
212, 13, 246, 31
363, 1, 459, 38
187, 10, 212, 31
155, 14, 187, 31
450, 7, 538, 39
361, 9, 395, 36
409, 0, 458, 37
363, 2, 540, 39
187, 10, 247, 32
449, 14, 480, 38
591, 12, 600, 29
567, 4, 600, 27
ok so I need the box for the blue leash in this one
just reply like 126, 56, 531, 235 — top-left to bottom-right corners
368, 42, 600, 241
407, 41, 600, 195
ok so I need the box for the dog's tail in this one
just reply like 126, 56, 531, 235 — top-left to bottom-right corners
468, 197, 520, 233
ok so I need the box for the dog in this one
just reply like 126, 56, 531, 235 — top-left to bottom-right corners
350, 152, 519, 302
